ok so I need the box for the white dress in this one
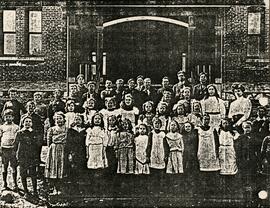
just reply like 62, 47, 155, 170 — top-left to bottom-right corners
218, 130, 238, 175
200, 97, 226, 129
197, 127, 220, 171
150, 131, 166, 169
134, 135, 150, 174
166, 132, 184, 174
85, 126, 108, 169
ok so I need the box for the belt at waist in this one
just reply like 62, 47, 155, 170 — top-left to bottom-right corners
205, 112, 220, 115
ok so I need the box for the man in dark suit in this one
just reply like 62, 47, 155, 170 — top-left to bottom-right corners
143, 78, 158, 106
193, 72, 208, 101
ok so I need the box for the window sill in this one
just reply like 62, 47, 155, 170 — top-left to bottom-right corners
0, 57, 45, 62
246, 58, 269, 63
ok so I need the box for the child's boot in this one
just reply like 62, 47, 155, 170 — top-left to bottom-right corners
2, 172, 8, 190
12, 172, 18, 192
32, 177, 38, 197
21, 177, 30, 198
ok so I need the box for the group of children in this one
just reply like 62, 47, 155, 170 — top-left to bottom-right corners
0, 71, 269, 201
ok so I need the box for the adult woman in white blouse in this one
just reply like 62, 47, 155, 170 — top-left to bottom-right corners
228, 84, 252, 133
200, 84, 226, 129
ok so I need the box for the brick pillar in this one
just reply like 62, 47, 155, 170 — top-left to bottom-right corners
16, 7, 28, 57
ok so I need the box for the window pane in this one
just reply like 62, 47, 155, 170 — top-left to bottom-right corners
4, 34, 16, 55
248, 13, 261, 34
29, 34, 42, 55
29, 11, 42, 33
3, 10, 16, 32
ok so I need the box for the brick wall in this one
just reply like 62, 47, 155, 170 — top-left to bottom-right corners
223, 5, 270, 82
0, 5, 67, 90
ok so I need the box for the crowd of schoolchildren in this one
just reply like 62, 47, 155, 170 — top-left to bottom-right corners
0, 70, 270, 201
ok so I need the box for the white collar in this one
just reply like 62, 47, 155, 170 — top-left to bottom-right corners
256, 116, 266, 121
21, 127, 33, 132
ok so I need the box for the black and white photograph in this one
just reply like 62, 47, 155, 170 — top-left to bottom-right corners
0, 0, 269, 207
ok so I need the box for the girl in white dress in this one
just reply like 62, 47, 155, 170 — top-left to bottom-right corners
134, 123, 150, 175
166, 119, 184, 174
196, 114, 220, 196
85, 113, 108, 169
218, 118, 239, 175
200, 84, 226, 130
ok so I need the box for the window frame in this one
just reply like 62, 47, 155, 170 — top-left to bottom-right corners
28, 10, 42, 56
3, 10, 16, 56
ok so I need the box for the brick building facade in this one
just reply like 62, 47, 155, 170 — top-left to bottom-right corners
0, 0, 269, 95
0, 1, 67, 93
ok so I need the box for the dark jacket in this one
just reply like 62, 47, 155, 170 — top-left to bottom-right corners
14, 129, 39, 166
20, 112, 44, 146
235, 133, 258, 174
193, 83, 208, 101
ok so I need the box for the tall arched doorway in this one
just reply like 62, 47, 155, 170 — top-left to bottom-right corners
102, 16, 189, 83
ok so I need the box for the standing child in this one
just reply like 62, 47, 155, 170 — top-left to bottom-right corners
65, 114, 87, 181
104, 115, 118, 175
196, 114, 220, 196
182, 122, 199, 195
148, 117, 168, 194
14, 116, 39, 198
45, 112, 67, 195
218, 118, 238, 175
85, 113, 108, 193
218, 118, 239, 197
166, 120, 184, 174
20, 101, 44, 178
134, 123, 150, 175
156, 101, 171, 132
85, 113, 108, 170
134, 123, 150, 194
0, 109, 19, 191
235, 121, 258, 203
82, 98, 97, 127
65, 99, 76, 128
115, 118, 134, 174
